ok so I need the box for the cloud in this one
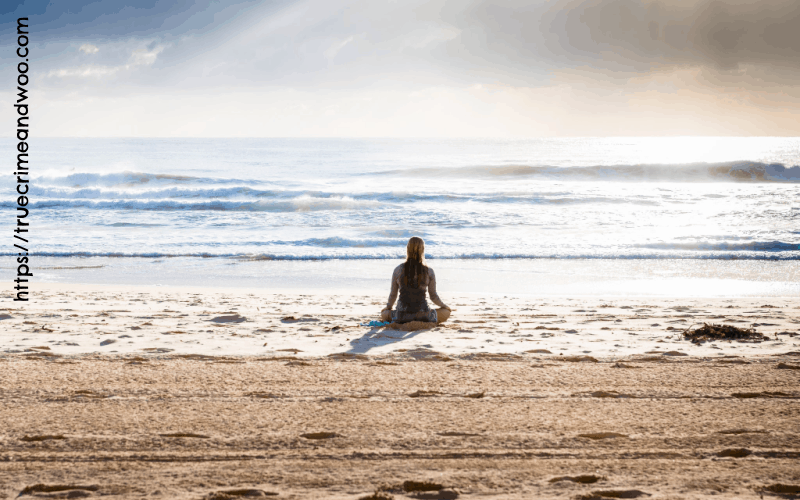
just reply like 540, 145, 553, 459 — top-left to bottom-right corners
14, 0, 800, 89
47, 65, 118, 78
46, 41, 166, 80
4, 0, 800, 136
130, 44, 164, 65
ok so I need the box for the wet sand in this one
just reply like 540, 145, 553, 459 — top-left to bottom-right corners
2, 356, 800, 499
1, 284, 799, 499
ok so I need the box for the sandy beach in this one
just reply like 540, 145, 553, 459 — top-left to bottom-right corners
1, 284, 799, 499
2, 283, 799, 359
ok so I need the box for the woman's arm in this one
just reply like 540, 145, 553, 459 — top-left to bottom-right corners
385, 265, 401, 310
427, 267, 448, 309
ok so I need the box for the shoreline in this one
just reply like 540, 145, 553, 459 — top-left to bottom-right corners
8, 257, 800, 299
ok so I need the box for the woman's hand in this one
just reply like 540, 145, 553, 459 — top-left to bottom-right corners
381, 306, 391, 313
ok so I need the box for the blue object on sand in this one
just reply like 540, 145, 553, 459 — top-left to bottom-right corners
360, 320, 391, 327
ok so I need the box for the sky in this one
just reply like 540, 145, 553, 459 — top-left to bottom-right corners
2, 0, 800, 137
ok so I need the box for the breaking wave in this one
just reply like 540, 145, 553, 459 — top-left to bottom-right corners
33, 171, 260, 188
639, 241, 800, 252
22, 196, 382, 212
373, 161, 800, 182
8, 251, 799, 260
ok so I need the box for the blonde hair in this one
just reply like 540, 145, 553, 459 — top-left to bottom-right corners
403, 237, 428, 286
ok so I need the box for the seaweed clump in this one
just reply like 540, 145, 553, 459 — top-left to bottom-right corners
683, 323, 766, 344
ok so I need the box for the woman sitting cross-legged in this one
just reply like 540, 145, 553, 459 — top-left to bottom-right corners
381, 236, 451, 324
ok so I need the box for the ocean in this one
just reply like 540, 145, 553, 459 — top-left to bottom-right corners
3, 137, 799, 296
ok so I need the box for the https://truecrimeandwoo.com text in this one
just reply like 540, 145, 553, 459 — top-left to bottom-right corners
15, 17, 31, 301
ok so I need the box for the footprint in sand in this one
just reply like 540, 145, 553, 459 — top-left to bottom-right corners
732, 391, 791, 399
159, 432, 210, 439
578, 432, 628, 440
210, 313, 247, 324
205, 489, 278, 499
20, 434, 66, 442
579, 391, 636, 399
399, 481, 459, 500
300, 432, 341, 439
549, 475, 605, 484
562, 356, 598, 363
716, 448, 752, 458
463, 391, 485, 398
409, 390, 443, 398
577, 490, 650, 499
358, 492, 395, 500
19, 484, 100, 497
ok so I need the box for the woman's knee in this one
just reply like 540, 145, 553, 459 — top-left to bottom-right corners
437, 308, 451, 323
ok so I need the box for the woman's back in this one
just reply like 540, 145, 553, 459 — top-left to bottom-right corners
386, 264, 446, 323
382, 236, 450, 324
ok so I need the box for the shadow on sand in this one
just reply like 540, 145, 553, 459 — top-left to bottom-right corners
344, 324, 440, 355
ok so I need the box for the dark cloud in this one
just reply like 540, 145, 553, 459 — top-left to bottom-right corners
449, 0, 800, 79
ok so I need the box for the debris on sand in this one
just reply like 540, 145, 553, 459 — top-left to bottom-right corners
576, 490, 651, 499
683, 323, 766, 343
403, 481, 443, 492
396, 482, 458, 499
717, 448, 752, 458
777, 362, 800, 370
549, 475, 604, 484
205, 489, 278, 499
300, 432, 340, 439
759, 484, 800, 498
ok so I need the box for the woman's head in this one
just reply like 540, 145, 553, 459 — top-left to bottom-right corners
406, 236, 425, 264
404, 237, 427, 286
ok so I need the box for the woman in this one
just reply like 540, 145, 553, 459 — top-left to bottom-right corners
381, 236, 451, 323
